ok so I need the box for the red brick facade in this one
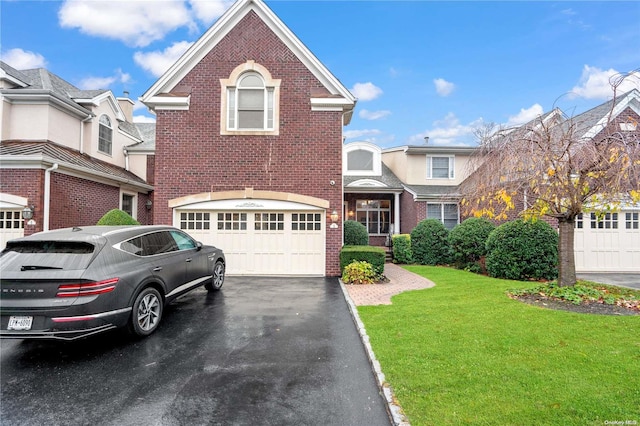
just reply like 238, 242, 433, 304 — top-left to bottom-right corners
152, 12, 345, 275
1, 169, 152, 236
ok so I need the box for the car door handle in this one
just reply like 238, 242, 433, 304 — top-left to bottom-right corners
185, 258, 192, 263
153, 266, 163, 272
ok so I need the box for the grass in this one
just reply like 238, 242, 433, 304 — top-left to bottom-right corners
358, 266, 640, 425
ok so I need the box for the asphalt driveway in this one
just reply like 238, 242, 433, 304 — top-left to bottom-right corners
0, 277, 391, 426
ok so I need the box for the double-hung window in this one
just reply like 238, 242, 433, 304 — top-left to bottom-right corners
427, 156, 454, 179
98, 115, 113, 155
228, 72, 274, 130
221, 62, 280, 135
427, 203, 459, 229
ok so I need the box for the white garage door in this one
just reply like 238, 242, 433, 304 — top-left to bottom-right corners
174, 199, 326, 276
574, 211, 640, 272
0, 210, 25, 250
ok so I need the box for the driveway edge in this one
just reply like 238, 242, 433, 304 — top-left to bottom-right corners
338, 279, 411, 426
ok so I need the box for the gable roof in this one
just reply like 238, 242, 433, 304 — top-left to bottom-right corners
140, 0, 356, 122
569, 89, 640, 140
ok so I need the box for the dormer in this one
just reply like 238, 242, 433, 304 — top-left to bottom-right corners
343, 141, 381, 176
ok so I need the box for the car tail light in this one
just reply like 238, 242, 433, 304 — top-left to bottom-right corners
56, 278, 119, 298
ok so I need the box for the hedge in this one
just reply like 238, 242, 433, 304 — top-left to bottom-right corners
392, 234, 413, 264
344, 220, 369, 245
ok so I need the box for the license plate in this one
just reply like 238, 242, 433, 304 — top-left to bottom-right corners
8, 316, 33, 331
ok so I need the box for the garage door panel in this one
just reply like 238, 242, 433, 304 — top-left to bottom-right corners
176, 206, 325, 276
574, 210, 640, 272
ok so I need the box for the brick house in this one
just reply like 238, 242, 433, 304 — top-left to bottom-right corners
140, 0, 355, 276
0, 61, 154, 248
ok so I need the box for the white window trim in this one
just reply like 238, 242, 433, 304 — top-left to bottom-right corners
426, 155, 455, 179
343, 141, 382, 176
98, 114, 113, 156
220, 60, 280, 136
120, 190, 137, 219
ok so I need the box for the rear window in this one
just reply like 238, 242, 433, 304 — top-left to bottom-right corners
4, 241, 94, 254
1, 241, 96, 271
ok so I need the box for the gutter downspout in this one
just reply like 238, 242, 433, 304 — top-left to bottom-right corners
124, 147, 129, 171
43, 163, 58, 231
79, 115, 93, 154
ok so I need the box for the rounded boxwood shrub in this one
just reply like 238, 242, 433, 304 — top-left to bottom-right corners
485, 219, 558, 281
448, 217, 495, 271
97, 209, 140, 225
344, 220, 368, 246
342, 260, 377, 284
392, 234, 413, 264
410, 219, 450, 265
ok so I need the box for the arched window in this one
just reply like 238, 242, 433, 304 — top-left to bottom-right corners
98, 115, 113, 155
228, 72, 274, 130
221, 61, 280, 135
343, 142, 382, 176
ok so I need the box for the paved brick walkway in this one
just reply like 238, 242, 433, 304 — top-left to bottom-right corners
344, 263, 435, 306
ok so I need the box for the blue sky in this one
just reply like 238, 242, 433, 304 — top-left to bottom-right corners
2, 0, 639, 147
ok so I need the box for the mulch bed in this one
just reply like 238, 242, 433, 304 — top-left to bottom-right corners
513, 294, 640, 316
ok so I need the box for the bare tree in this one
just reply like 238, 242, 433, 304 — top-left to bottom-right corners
461, 82, 640, 286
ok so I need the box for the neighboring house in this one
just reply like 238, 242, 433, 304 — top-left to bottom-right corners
381, 144, 476, 233
140, 0, 355, 276
562, 89, 640, 272
352, 90, 639, 273
0, 61, 154, 249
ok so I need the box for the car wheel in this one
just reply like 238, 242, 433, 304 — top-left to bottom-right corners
130, 287, 163, 337
205, 260, 225, 291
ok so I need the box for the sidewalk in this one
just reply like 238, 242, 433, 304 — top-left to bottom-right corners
344, 263, 435, 306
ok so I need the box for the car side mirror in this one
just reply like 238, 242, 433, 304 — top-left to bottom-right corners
196, 241, 203, 251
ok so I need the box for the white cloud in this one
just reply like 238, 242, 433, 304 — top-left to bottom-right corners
571, 65, 640, 99
189, 0, 233, 24
134, 41, 194, 77
58, 0, 193, 47
409, 112, 483, 146
343, 128, 382, 139
506, 103, 544, 127
434, 78, 455, 97
350, 82, 383, 101
359, 109, 391, 120
133, 115, 156, 123
1, 48, 47, 69
77, 69, 131, 90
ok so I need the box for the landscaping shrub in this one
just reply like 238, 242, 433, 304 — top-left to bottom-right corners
448, 217, 495, 271
343, 220, 369, 245
340, 245, 385, 276
97, 209, 140, 225
392, 234, 413, 264
410, 219, 451, 265
485, 219, 558, 280
342, 260, 377, 284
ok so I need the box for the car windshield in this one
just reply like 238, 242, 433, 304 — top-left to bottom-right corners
1, 241, 96, 271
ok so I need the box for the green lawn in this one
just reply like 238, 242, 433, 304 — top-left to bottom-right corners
358, 266, 640, 425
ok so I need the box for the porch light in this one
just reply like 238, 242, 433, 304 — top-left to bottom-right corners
329, 210, 339, 229
145, 199, 153, 210
22, 205, 34, 220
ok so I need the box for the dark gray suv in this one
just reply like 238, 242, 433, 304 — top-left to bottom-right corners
0, 225, 225, 340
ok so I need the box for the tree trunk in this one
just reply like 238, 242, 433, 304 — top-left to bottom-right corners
557, 218, 577, 287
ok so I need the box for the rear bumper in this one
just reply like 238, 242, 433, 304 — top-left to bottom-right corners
0, 307, 131, 341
